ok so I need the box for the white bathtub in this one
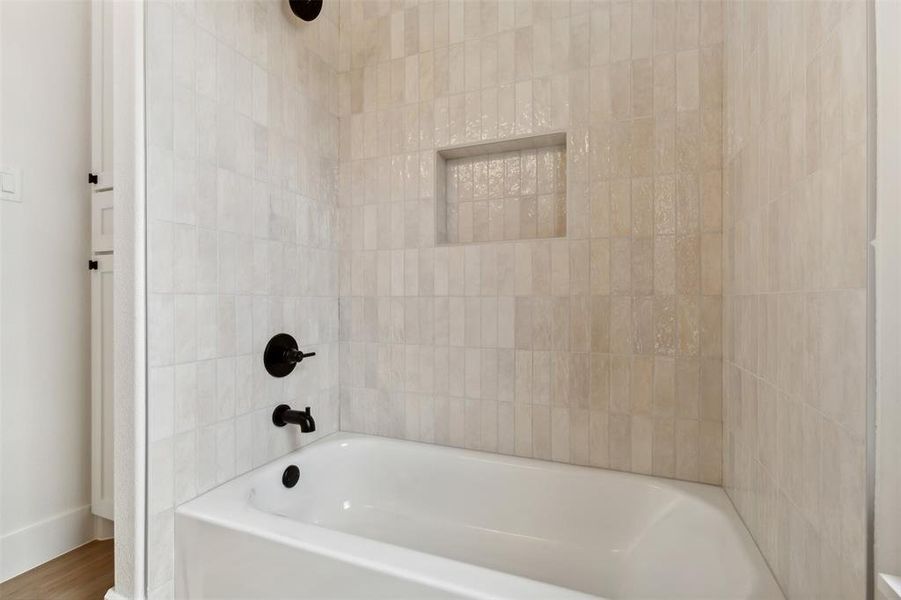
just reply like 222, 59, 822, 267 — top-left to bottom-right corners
175, 433, 783, 599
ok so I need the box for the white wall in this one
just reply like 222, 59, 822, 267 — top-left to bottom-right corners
0, 0, 97, 581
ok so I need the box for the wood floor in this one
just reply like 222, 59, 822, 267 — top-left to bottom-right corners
0, 539, 113, 600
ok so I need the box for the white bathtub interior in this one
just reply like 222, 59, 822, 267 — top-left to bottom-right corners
177, 433, 784, 599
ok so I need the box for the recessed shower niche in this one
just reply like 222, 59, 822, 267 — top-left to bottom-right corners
436, 132, 567, 245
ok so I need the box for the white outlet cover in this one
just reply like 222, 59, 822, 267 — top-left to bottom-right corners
0, 167, 22, 202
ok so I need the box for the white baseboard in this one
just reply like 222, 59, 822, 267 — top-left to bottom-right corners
105, 588, 131, 600
94, 515, 115, 540
0, 504, 96, 582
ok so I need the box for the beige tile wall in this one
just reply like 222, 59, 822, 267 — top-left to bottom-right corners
722, 1, 869, 598
337, 0, 724, 485
144, 1, 341, 596
875, 0, 901, 586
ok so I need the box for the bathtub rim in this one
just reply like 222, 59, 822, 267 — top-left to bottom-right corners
176, 432, 774, 600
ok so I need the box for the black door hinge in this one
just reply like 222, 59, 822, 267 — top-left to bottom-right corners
88, 173, 99, 184
88, 260, 99, 270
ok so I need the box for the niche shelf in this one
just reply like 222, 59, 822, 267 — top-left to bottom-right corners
436, 132, 567, 245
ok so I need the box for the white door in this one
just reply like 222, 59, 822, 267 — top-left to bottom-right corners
90, 0, 113, 190
90, 0, 114, 522
91, 254, 114, 520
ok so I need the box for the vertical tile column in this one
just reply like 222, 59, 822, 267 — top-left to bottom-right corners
722, 1, 869, 597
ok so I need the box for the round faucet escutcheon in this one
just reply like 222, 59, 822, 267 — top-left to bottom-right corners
263, 333, 316, 377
